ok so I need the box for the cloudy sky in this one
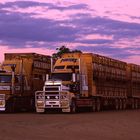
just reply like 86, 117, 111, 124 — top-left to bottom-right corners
0, 0, 140, 64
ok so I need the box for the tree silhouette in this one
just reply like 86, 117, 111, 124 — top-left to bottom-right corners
52, 45, 81, 59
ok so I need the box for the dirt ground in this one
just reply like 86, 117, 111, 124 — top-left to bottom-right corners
0, 110, 140, 140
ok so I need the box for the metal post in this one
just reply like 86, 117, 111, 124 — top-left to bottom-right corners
11, 71, 15, 94
51, 57, 53, 73
11, 65, 16, 94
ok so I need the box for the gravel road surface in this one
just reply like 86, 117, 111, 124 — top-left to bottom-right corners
0, 110, 140, 140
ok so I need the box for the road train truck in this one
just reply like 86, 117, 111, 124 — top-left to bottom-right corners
35, 52, 140, 113
0, 53, 51, 112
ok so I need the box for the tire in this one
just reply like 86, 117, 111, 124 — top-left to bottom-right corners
131, 99, 135, 109
70, 100, 77, 113
134, 99, 138, 109
115, 99, 119, 110
122, 99, 127, 110
6, 101, 15, 113
119, 99, 123, 110
30, 98, 35, 112
91, 100, 96, 112
96, 99, 101, 112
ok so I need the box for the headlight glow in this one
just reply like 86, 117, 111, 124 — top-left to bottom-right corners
47, 96, 50, 99
55, 96, 59, 99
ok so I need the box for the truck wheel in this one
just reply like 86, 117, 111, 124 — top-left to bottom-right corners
30, 98, 35, 111
70, 100, 77, 113
131, 99, 135, 109
122, 99, 126, 110
6, 102, 15, 113
119, 99, 123, 110
115, 99, 119, 110
91, 100, 96, 112
134, 99, 138, 109
96, 99, 101, 112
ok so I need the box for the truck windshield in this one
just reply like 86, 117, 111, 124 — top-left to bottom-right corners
51, 73, 72, 81
0, 75, 19, 83
0, 75, 12, 83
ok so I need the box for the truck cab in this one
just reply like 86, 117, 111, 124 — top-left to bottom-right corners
0, 68, 20, 111
35, 53, 86, 113
0, 53, 51, 112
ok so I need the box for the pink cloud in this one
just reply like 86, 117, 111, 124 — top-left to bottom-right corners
0, 0, 140, 65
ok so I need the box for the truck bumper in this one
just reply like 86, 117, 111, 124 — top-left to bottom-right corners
36, 108, 45, 113
62, 108, 70, 112
0, 107, 5, 111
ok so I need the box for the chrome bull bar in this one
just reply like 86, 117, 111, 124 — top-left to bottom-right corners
35, 90, 70, 109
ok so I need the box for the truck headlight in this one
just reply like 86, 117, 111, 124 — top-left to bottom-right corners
55, 96, 59, 99
37, 100, 44, 107
47, 96, 50, 99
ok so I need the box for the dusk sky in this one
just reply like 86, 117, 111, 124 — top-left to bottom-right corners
0, 0, 140, 64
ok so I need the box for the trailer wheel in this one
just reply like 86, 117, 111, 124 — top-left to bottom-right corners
91, 99, 96, 112
70, 100, 77, 113
122, 99, 126, 110
30, 98, 35, 111
119, 99, 123, 110
115, 99, 119, 110
134, 99, 138, 109
96, 99, 101, 112
6, 101, 15, 113
131, 99, 135, 109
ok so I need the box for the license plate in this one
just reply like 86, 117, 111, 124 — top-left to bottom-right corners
49, 102, 56, 104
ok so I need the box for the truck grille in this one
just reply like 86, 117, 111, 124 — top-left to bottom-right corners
44, 85, 61, 108
45, 96, 59, 99
45, 87, 59, 91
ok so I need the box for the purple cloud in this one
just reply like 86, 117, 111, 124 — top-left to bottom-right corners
0, 1, 140, 62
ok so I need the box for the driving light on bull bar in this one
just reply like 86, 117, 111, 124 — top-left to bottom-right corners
37, 100, 44, 107
55, 96, 59, 99
47, 96, 50, 99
